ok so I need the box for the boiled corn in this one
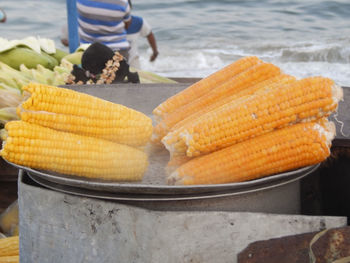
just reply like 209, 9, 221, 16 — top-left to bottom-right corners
172, 74, 296, 132
0, 236, 18, 257
0, 256, 19, 263
162, 74, 296, 157
17, 83, 153, 147
165, 77, 342, 157
1, 121, 148, 181
168, 121, 335, 185
152, 62, 281, 142
152, 56, 262, 120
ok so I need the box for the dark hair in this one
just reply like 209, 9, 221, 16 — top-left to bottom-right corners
128, 0, 132, 9
81, 42, 114, 75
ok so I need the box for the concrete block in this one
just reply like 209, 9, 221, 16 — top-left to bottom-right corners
19, 174, 347, 263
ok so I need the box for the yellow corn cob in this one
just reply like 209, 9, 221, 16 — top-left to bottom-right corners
162, 74, 297, 156
0, 201, 18, 237
152, 56, 262, 120
17, 83, 153, 147
0, 256, 19, 263
152, 62, 282, 142
0, 236, 19, 257
164, 77, 343, 157
1, 121, 148, 181
168, 121, 335, 185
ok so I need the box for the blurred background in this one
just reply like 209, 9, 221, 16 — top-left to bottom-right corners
0, 0, 349, 86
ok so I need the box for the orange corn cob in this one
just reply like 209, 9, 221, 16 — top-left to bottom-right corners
0, 236, 19, 257
1, 121, 148, 181
166, 155, 192, 175
152, 62, 282, 142
165, 77, 342, 157
152, 56, 262, 120
163, 90, 261, 158
171, 74, 296, 132
168, 121, 335, 185
162, 74, 296, 156
17, 83, 153, 147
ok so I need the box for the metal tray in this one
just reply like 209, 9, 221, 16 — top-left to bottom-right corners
6, 143, 319, 195
27, 166, 313, 201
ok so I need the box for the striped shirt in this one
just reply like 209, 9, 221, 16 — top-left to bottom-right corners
76, 0, 131, 51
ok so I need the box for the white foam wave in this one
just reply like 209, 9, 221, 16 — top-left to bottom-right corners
138, 40, 350, 87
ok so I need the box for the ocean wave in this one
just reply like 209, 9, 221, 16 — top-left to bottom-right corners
280, 45, 350, 63
140, 42, 350, 86
2, 0, 350, 87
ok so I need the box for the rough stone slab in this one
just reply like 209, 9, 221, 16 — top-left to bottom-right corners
19, 174, 347, 263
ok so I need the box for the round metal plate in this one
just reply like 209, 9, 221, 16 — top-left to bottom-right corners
6, 152, 319, 196
27, 165, 314, 201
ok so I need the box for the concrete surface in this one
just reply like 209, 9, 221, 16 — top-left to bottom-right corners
19, 173, 347, 263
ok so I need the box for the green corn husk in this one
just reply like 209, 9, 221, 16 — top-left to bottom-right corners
0, 72, 21, 90
131, 68, 177, 84
0, 107, 19, 125
51, 71, 67, 86
0, 127, 8, 140
0, 61, 31, 81
59, 58, 74, 72
0, 82, 21, 94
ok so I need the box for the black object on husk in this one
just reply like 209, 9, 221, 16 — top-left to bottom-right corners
71, 64, 89, 83
67, 42, 140, 84
82, 42, 114, 75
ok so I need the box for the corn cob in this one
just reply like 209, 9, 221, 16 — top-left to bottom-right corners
168, 121, 335, 185
0, 201, 18, 237
0, 256, 19, 263
165, 77, 342, 157
17, 83, 153, 147
166, 155, 192, 175
162, 89, 260, 158
152, 62, 282, 142
0, 121, 148, 181
0, 236, 18, 257
162, 74, 297, 156
0, 255, 19, 263
172, 74, 296, 132
152, 56, 262, 120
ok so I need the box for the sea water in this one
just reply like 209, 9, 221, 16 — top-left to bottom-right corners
0, 0, 349, 86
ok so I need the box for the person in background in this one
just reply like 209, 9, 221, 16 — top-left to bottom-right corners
76, 0, 131, 60
60, 25, 69, 47
0, 8, 6, 23
125, 15, 159, 69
